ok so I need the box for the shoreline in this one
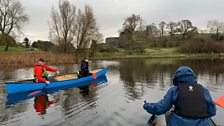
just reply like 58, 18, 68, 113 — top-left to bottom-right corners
1, 50, 224, 68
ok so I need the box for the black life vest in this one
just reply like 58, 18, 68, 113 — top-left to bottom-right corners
174, 83, 208, 118
81, 61, 89, 71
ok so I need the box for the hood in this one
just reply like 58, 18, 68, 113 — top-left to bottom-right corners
172, 66, 197, 86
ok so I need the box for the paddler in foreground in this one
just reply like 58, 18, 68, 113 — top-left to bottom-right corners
142, 66, 216, 126
34, 58, 60, 84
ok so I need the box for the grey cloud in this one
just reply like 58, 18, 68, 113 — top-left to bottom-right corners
19, 0, 224, 41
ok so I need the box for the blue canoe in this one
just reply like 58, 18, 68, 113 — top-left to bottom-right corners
6, 68, 108, 94
7, 75, 108, 104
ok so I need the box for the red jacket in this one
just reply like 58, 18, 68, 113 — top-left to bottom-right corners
34, 95, 55, 114
34, 63, 58, 82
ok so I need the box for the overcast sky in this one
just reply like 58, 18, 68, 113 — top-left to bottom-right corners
19, 0, 224, 42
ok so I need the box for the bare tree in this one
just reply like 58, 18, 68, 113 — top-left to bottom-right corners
159, 21, 166, 36
176, 20, 194, 38
49, 0, 76, 53
166, 21, 177, 36
74, 5, 98, 50
207, 20, 215, 34
123, 14, 142, 33
92, 32, 103, 44
90, 32, 103, 56
180, 20, 193, 33
0, 0, 28, 51
49, 2, 100, 54
146, 23, 159, 37
122, 14, 143, 54
207, 20, 224, 34
145, 23, 159, 47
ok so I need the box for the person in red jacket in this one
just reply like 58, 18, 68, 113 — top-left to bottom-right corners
34, 58, 60, 84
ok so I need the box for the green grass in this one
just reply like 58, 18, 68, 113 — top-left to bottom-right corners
0, 46, 28, 52
1, 46, 223, 60
92, 48, 185, 59
142, 48, 182, 57
93, 47, 224, 59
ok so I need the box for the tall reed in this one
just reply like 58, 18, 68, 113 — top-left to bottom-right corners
0, 51, 77, 66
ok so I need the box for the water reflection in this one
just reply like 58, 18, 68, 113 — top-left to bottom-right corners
79, 85, 90, 97
119, 58, 176, 100
79, 82, 98, 97
1, 75, 108, 126
117, 58, 224, 100
0, 58, 224, 126
34, 94, 58, 115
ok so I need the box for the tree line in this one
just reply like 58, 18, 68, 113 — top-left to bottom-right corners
0, 0, 103, 54
1, 0, 224, 54
119, 14, 224, 54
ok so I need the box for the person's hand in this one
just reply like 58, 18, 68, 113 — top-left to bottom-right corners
56, 71, 60, 74
45, 80, 50, 85
142, 100, 146, 107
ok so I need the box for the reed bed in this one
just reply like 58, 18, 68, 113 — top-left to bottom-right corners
0, 51, 77, 67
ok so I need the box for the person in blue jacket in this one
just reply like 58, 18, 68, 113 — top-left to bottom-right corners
143, 66, 216, 126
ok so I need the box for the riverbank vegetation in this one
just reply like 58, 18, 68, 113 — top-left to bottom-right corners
1, 0, 224, 67
1, 48, 224, 68
0, 51, 76, 66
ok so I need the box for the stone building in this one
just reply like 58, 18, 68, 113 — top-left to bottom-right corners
105, 37, 120, 48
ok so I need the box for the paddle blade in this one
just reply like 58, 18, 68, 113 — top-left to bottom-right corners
214, 96, 224, 108
92, 73, 97, 79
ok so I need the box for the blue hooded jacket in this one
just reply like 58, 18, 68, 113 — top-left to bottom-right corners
143, 66, 216, 126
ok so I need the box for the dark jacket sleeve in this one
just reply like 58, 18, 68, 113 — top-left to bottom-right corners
143, 87, 177, 115
203, 87, 216, 117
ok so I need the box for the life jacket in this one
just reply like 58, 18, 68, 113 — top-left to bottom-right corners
174, 83, 208, 118
81, 61, 89, 72
33, 66, 49, 82
80, 61, 90, 77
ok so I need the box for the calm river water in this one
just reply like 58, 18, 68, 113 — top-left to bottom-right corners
0, 58, 224, 126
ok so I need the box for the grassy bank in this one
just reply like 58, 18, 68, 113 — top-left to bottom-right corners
0, 46, 27, 52
1, 48, 224, 67
92, 48, 224, 59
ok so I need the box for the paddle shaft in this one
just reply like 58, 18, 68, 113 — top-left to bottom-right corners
147, 114, 156, 126
209, 118, 217, 126
149, 114, 156, 122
